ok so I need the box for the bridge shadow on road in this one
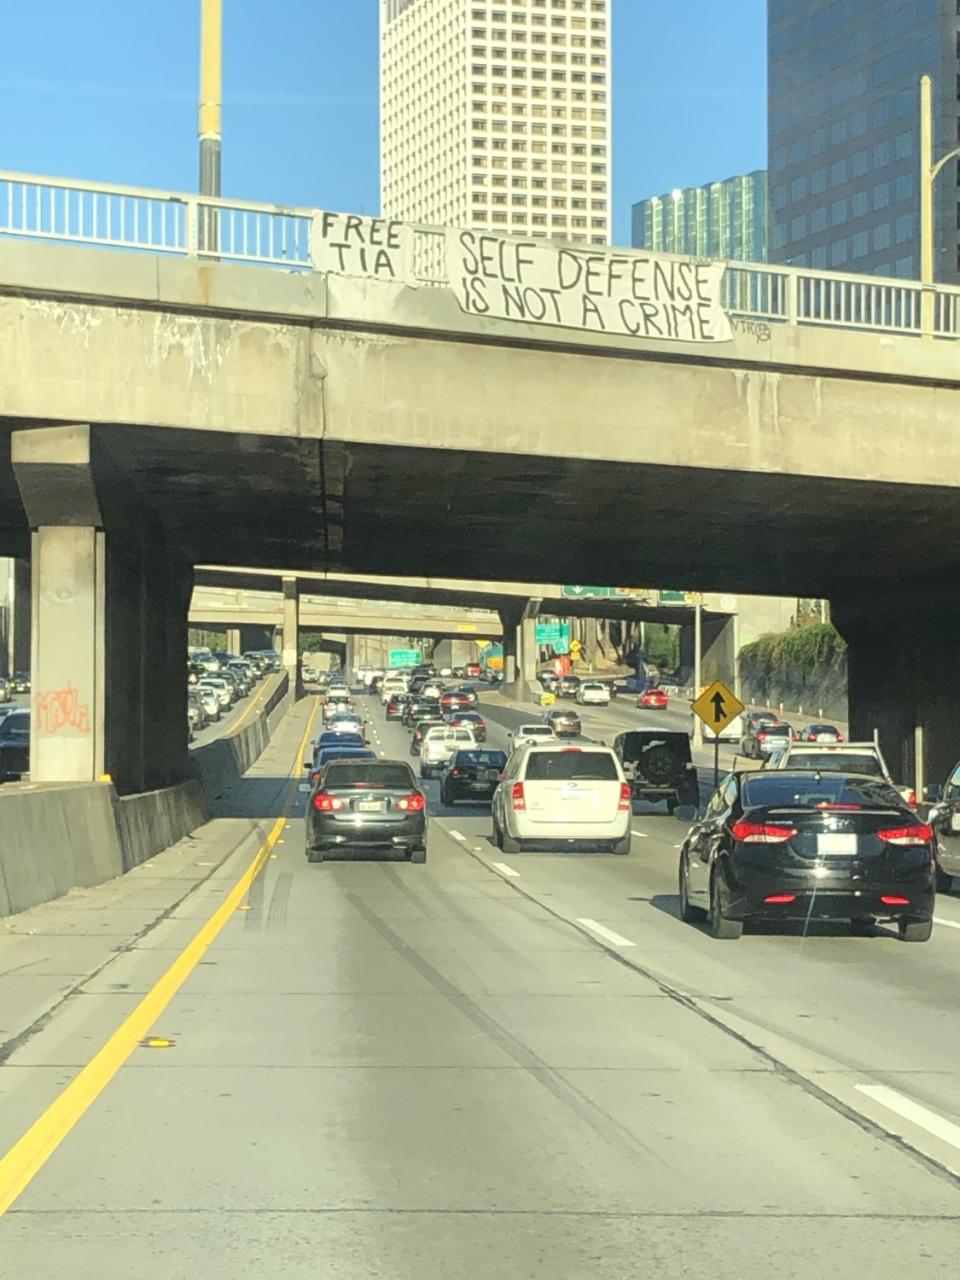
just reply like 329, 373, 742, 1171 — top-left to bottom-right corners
204, 774, 296, 821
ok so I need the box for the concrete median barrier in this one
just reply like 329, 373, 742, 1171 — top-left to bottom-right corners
113, 780, 208, 873
191, 672, 291, 795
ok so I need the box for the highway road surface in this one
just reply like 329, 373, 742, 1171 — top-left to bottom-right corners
1, 693, 959, 1277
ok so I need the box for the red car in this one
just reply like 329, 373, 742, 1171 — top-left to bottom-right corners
465, 663, 482, 678
638, 688, 668, 709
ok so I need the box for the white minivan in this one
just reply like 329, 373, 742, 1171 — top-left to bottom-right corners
380, 674, 410, 704
491, 743, 631, 854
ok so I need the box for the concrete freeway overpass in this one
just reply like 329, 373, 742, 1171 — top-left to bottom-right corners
3, 170, 960, 791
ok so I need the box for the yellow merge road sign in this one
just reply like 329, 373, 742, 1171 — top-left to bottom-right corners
691, 681, 745, 737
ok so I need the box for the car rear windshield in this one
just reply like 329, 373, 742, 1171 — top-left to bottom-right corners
743, 773, 903, 809
324, 762, 414, 789
454, 751, 507, 768
760, 724, 791, 737
525, 751, 618, 781
581, 683, 605, 691
787, 751, 883, 776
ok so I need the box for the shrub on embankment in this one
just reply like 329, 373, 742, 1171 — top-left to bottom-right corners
738, 623, 848, 720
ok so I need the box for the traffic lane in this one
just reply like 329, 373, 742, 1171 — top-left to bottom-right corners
2, 752, 957, 1275
369, 697, 960, 1140
430, 792, 960, 1144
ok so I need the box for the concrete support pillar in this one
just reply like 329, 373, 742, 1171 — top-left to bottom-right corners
344, 634, 357, 681
581, 617, 599, 667
499, 599, 540, 701
701, 616, 737, 689
226, 627, 241, 656
12, 556, 30, 675
281, 576, 302, 697
12, 424, 192, 793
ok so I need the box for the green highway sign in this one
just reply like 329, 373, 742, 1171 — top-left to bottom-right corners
658, 590, 687, 604
562, 586, 611, 599
388, 648, 421, 667
535, 620, 571, 651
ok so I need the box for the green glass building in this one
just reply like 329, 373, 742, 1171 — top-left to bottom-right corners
631, 170, 768, 262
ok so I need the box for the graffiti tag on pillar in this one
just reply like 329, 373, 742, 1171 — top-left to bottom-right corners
36, 685, 91, 734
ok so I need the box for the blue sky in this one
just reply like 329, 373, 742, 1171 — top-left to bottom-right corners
0, 1, 767, 246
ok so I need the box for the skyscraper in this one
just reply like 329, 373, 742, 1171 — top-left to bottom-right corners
631, 171, 768, 262
380, 0, 611, 244
767, 0, 958, 281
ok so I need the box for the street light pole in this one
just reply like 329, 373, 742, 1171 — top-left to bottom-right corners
920, 74, 960, 331
692, 599, 703, 748
199, 0, 222, 253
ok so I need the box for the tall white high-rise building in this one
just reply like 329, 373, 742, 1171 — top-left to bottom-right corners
380, 0, 611, 245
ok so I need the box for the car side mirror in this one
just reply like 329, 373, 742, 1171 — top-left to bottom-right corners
303, 758, 314, 770
674, 805, 699, 823
924, 782, 943, 803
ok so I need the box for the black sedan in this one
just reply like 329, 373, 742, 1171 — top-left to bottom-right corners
440, 749, 508, 806
385, 693, 410, 721
305, 758, 427, 863
679, 770, 935, 942
403, 697, 442, 728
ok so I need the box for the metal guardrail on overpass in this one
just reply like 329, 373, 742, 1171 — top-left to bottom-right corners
2, 169, 960, 339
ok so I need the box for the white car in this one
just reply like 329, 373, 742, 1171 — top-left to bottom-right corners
510, 723, 558, 752
419, 726, 478, 778
576, 681, 611, 706
198, 678, 233, 710
327, 712, 365, 740
491, 743, 631, 854
379, 676, 409, 704
772, 739, 917, 807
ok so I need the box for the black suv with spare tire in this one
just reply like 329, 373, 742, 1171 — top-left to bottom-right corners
612, 730, 700, 813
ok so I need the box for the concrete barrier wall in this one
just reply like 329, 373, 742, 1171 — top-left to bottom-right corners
0, 783, 123, 917
113, 780, 208, 874
0, 674, 295, 918
191, 672, 291, 796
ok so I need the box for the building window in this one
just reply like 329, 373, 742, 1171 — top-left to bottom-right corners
811, 167, 827, 195
874, 181, 891, 210
851, 190, 869, 217
895, 213, 914, 244
830, 159, 847, 186
852, 230, 869, 259
873, 140, 891, 168
895, 173, 914, 201
811, 246, 827, 268
810, 127, 827, 155
791, 175, 807, 202
852, 149, 869, 178
830, 238, 848, 267
811, 206, 827, 233
831, 198, 848, 225
874, 222, 891, 251
894, 131, 912, 160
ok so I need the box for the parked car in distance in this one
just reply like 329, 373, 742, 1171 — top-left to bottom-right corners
305, 758, 427, 863
638, 688, 668, 710
613, 730, 700, 814
576, 680, 611, 706
420, 726, 478, 778
466, 662, 482, 679
440, 749, 508, 805
801, 723, 844, 743
678, 769, 935, 942
447, 711, 486, 742
740, 720, 793, 760
491, 743, 631, 854
557, 675, 581, 699
545, 707, 581, 738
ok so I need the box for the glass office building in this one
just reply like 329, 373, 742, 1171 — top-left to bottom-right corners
631, 171, 767, 261
768, 0, 959, 281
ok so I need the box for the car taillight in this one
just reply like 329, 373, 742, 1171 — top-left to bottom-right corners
511, 782, 526, 811
396, 793, 426, 812
618, 782, 631, 811
764, 893, 797, 904
756, 732, 767, 741
906, 791, 918, 809
876, 824, 932, 845
450, 768, 463, 777
881, 895, 911, 906
313, 793, 344, 812
730, 820, 797, 844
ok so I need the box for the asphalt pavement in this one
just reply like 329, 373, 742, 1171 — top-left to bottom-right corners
1, 691, 959, 1277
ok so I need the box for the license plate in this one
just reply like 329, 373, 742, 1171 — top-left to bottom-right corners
470, 782, 489, 791
817, 834, 858, 855
357, 800, 384, 813
484, 769, 499, 781
563, 788, 588, 801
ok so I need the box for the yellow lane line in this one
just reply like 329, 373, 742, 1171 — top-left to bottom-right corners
0, 697, 318, 1217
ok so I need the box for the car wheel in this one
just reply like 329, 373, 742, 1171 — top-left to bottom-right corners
709, 873, 743, 940
936, 866, 954, 893
849, 916, 875, 936
666, 798, 677, 815
420, 766, 430, 780
501, 825, 522, 854
306, 848, 324, 864
440, 785, 451, 806
679, 859, 707, 923
409, 846, 427, 864
611, 833, 631, 855
899, 916, 933, 943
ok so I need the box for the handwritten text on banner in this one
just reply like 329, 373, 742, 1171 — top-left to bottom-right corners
446, 230, 732, 343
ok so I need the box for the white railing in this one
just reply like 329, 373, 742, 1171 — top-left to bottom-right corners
2, 168, 959, 339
